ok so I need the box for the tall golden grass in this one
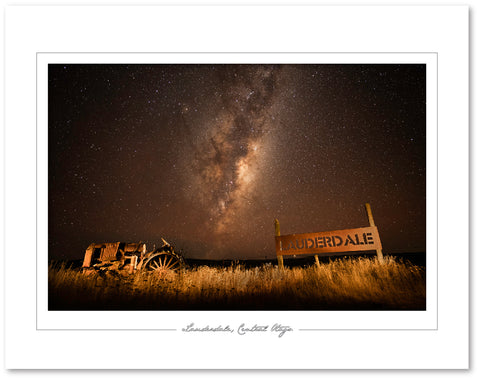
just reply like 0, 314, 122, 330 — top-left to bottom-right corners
48, 256, 425, 310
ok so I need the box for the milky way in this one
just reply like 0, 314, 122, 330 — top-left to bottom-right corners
49, 64, 426, 260
181, 66, 283, 242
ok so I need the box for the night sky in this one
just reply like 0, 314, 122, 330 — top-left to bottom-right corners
48, 64, 426, 261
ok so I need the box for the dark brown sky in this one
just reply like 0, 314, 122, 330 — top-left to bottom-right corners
48, 64, 426, 260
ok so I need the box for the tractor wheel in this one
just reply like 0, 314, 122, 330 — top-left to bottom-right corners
144, 251, 184, 274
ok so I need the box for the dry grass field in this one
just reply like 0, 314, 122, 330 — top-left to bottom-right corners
48, 256, 426, 310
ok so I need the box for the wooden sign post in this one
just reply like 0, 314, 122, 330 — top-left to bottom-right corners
364, 203, 384, 263
274, 203, 384, 267
274, 219, 284, 270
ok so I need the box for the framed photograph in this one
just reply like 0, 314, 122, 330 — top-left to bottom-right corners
4, 4, 469, 369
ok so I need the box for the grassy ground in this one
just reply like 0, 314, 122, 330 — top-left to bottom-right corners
48, 256, 426, 310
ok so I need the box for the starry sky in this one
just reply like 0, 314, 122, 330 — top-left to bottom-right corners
48, 64, 426, 260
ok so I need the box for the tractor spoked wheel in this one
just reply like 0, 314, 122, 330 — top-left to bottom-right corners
145, 252, 183, 274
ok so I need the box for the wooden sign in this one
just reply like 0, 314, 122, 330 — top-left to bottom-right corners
275, 226, 382, 257
274, 203, 384, 268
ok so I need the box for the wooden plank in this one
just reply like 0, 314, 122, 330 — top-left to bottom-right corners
274, 219, 284, 269
275, 226, 382, 257
365, 203, 376, 227
365, 203, 384, 263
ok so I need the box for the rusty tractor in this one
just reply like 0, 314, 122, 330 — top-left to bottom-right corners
82, 238, 184, 274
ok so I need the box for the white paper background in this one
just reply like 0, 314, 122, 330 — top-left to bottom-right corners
2, 0, 471, 376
